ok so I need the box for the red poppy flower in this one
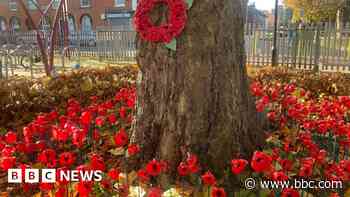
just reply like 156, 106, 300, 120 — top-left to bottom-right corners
119, 184, 130, 197
5, 131, 17, 144
95, 116, 105, 127
251, 151, 272, 172
52, 127, 69, 142
146, 159, 162, 176
108, 168, 120, 180
76, 181, 93, 197
250, 82, 264, 97
299, 165, 313, 177
284, 84, 296, 94
2, 146, 16, 157
340, 160, 350, 172
59, 152, 76, 167
201, 171, 216, 186
55, 187, 66, 197
177, 162, 190, 176
39, 183, 54, 191
126, 97, 135, 108
101, 179, 111, 190
108, 114, 117, 124
127, 144, 140, 156
114, 128, 128, 147
271, 171, 289, 181
0, 156, 16, 171
80, 111, 92, 125
281, 188, 300, 197
48, 110, 58, 121
211, 187, 226, 197
38, 149, 56, 166
148, 187, 162, 197
231, 159, 248, 175
35, 140, 46, 152
137, 169, 150, 182
187, 154, 200, 173
90, 154, 106, 171
119, 106, 126, 119
23, 126, 32, 142
72, 130, 86, 148
278, 158, 293, 171
329, 193, 340, 197
267, 111, 277, 122
93, 129, 100, 141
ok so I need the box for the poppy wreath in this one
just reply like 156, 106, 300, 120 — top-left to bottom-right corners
133, 0, 188, 43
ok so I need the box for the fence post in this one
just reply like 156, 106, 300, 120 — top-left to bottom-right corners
97, 30, 102, 62
292, 25, 299, 69
77, 31, 81, 66
0, 57, 2, 79
5, 55, 8, 79
30, 55, 34, 79
313, 25, 320, 73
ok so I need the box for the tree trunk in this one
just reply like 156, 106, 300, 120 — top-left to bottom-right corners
132, 0, 265, 189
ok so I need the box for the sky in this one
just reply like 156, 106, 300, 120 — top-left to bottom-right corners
249, 0, 283, 11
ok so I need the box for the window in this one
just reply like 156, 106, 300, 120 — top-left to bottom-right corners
27, 0, 38, 10
10, 17, 20, 31
9, 1, 17, 11
0, 17, 6, 31
81, 15, 92, 32
52, 0, 60, 9
68, 15, 76, 33
115, 0, 125, 7
80, 0, 91, 8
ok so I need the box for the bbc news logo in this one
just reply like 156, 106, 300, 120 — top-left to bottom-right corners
8, 169, 103, 183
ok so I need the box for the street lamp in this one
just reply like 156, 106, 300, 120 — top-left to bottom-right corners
271, 0, 279, 66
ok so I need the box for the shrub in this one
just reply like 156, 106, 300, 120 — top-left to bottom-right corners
251, 67, 350, 97
0, 66, 138, 131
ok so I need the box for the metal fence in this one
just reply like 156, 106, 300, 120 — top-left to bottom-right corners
0, 30, 137, 63
246, 23, 350, 72
2, 24, 350, 78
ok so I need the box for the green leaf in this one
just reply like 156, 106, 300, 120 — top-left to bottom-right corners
275, 162, 282, 171
165, 39, 177, 51
109, 147, 125, 156
186, 0, 194, 9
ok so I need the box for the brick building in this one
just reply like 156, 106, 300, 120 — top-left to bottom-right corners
0, 0, 138, 32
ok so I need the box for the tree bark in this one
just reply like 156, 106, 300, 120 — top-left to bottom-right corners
132, 0, 265, 188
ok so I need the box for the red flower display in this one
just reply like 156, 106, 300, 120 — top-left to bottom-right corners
201, 171, 216, 186
114, 128, 129, 147
90, 154, 106, 171
138, 169, 150, 182
146, 159, 162, 176
281, 188, 300, 197
5, 131, 17, 144
127, 144, 140, 156
231, 159, 248, 175
108, 168, 120, 180
59, 152, 76, 167
133, 0, 188, 43
0, 156, 16, 171
147, 187, 162, 197
38, 149, 56, 167
251, 151, 272, 173
76, 181, 93, 197
177, 162, 189, 176
211, 187, 226, 197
